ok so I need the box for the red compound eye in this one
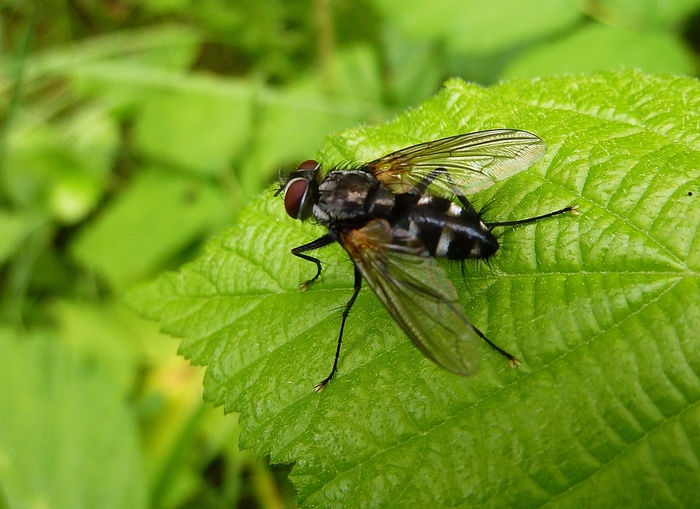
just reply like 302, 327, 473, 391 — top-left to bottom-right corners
297, 159, 320, 171
284, 178, 308, 219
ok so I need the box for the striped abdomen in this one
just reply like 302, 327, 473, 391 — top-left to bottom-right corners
405, 195, 499, 260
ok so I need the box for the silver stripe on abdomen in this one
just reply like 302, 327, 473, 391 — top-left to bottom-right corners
435, 227, 454, 257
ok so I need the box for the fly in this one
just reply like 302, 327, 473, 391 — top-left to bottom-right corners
277, 129, 576, 392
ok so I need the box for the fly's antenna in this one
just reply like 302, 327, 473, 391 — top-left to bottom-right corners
274, 166, 290, 197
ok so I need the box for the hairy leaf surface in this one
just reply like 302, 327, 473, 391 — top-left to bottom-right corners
130, 71, 700, 508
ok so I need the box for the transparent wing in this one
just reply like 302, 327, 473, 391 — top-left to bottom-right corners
340, 219, 481, 375
366, 129, 546, 196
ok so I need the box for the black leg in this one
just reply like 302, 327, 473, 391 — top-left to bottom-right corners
291, 233, 336, 290
410, 169, 577, 370
314, 265, 363, 393
439, 168, 480, 214
411, 168, 443, 195
485, 205, 578, 228
474, 205, 577, 364
471, 324, 521, 367
411, 167, 578, 228
411, 167, 478, 215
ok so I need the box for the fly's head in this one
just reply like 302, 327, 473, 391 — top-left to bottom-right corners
277, 159, 321, 221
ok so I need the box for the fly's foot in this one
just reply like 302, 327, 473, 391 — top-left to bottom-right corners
314, 378, 331, 393
314, 370, 336, 393
300, 273, 321, 291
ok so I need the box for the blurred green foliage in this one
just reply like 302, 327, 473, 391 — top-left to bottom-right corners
1, 0, 700, 508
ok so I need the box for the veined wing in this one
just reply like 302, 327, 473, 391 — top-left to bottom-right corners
340, 219, 481, 375
366, 129, 546, 196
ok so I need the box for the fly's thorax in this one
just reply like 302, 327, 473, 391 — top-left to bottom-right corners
408, 195, 499, 260
313, 170, 392, 224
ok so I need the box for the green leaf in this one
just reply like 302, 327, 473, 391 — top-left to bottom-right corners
372, 0, 581, 53
0, 211, 40, 265
72, 61, 384, 190
330, 45, 384, 105
503, 24, 694, 79
384, 30, 443, 106
10, 25, 201, 85
592, 0, 700, 30
130, 71, 700, 508
0, 329, 147, 509
4, 106, 119, 224
71, 62, 257, 177
50, 300, 156, 392
130, 74, 256, 176
236, 73, 387, 198
72, 168, 230, 289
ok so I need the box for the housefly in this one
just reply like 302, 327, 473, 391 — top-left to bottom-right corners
277, 129, 575, 392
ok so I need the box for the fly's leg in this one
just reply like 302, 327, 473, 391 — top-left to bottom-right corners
485, 205, 578, 228
476, 204, 577, 366
411, 168, 577, 368
477, 203, 577, 363
314, 266, 362, 393
411, 168, 578, 223
471, 324, 521, 367
291, 233, 336, 290
291, 232, 356, 392
477, 204, 577, 364
410, 167, 478, 214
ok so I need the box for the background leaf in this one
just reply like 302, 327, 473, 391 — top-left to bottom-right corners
0, 328, 147, 509
129, 71, 700, 507
71, 168, 230, 290
371, 0, 581, 53
593, 0, 700, 29
503, 23, 694, 79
